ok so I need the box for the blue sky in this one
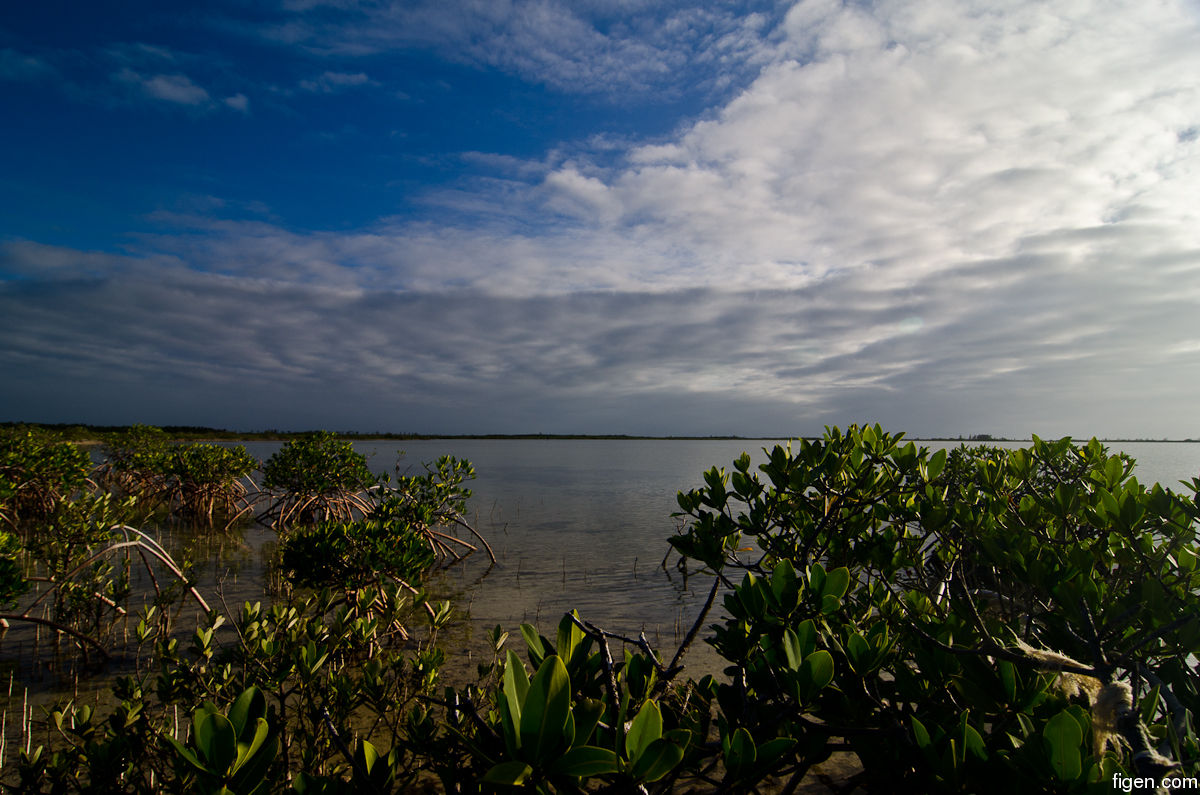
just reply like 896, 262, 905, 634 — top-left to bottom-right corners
2, 0, 1199, 437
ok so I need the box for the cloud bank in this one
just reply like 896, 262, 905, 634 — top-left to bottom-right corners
2, 0, 1199, 437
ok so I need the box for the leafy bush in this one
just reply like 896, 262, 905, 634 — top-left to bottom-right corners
447, 614, 696, 792
279, 518, 436, 591
16, 493, 136, 653
12, 584, 443, 793
663, 426, 1200, 790
374, 455, 493, 564
160, 443, 257, 522
97, 424, 171, 499
0, 528, 27, 609
98, 427, 257, 524
3, 447, 461, 794
150, 586, 444, 793
261, 432, 377, 524
0, 427, 93, 524
428, 428, 1200, 792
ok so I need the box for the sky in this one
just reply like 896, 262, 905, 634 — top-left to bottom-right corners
2, 0, 1199, 438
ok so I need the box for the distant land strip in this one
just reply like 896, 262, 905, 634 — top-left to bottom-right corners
3, 422, 1196, 444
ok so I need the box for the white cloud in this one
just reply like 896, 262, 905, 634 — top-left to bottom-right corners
114, 68, 211, 105
237, 0, 1200, 431
4, 236, 1195, 435
541, 166, 623, 223
224, 92, 249, 111
298, 70, 372, 92
519, 0, 1200, 300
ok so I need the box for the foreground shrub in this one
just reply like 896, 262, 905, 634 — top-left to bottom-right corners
425, 429, 1200, 792
0, 493, 211, 672
661, 426, 1200, 791
10, 584, 444, 793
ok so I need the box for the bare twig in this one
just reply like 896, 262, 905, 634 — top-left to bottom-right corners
665, 577, 721, 681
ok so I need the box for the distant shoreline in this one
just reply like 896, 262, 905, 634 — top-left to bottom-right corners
4, 422, 1196, 444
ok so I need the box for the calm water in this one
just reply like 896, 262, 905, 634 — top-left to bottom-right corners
229, 438, 1200, 669
12, 439, 1200, 686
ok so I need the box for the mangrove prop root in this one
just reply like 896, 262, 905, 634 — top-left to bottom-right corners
0, 612, 110, 661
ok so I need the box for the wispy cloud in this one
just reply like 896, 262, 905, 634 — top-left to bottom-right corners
298, 70, 372, 93
3, 234, 1194, 435
223, 92, 250, 112
107, 65, 251, 112
0, 48, 55, 81
113, 68, 211, 105
257, 0, 779, 97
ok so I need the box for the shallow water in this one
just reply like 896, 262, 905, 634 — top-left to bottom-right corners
8, 438, 1200, 694
278, 437, 1200, 678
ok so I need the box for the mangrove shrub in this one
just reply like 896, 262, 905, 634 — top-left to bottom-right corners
0, 427, 93, 525
661, 426, 1200, 791
159, 442, 257, 522
261, 431, 377, 524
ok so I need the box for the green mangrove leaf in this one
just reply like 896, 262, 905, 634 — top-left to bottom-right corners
926, 447, 948, 481
572, 698, 605, 748
960, 713, 987, 760
781, 628, 802, 671
755, 736, 796, 771
520, 623, 548, 668
809, 562, 827, 595
196, 712, 237, 773
770, 559, 800, 612
227, 687, 265, 737
549, 745, 619, 778
795, 619, 817, 658
482, 760, 534, 786
846, 632, 870, 673
625, 699, 664, 764
557, 611, 585, 664
164, 735, 209, 775
520, 654, 572, 763
632, 737, 685, 782
822, 566, 850, 600
500, 650, 529, 754
234, 718, 271, 773
800, 650, 835, 700
1043, 709, 1083, 780
911, 716, 932, 750
725, 727, 756, 778
998, 660, 1017, 704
